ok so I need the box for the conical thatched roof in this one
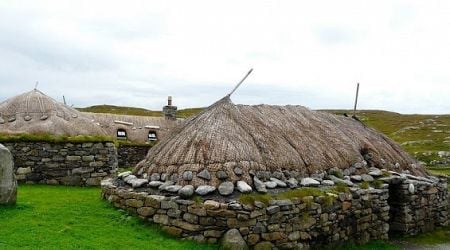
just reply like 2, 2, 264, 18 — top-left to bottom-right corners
134, 95, 424, 187
0, 89, 106, 136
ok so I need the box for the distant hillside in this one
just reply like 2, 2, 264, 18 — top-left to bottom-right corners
78, 105, 449, 168
77, 105, 204, 118
326, 110, 450, 168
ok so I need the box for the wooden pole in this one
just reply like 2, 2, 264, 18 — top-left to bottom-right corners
228, 68, 253, 96
63, 95, 67, 105
353, 83, 360, 117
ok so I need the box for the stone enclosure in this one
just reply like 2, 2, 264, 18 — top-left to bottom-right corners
101, 171, 448, 249
0, 140, 154, 186
2, 141, 118, 186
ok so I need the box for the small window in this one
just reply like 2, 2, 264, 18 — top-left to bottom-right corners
148, 131, 157, 141
117, 129, 127, 140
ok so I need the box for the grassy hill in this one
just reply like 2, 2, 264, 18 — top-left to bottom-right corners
77, 105, 204, 118
327, 110, 450, 172
78, 105, 450, 169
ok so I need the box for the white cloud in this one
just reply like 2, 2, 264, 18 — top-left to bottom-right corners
0, 0, 449, 113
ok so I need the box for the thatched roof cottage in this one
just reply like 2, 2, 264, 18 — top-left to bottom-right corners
0, 89, 106, 136
133, 94, 425, 191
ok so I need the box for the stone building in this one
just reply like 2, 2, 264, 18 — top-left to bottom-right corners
103, 94, 448, 249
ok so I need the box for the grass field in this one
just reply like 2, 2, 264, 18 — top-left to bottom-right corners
1, 185, 447, 250
0, 185, 216, 250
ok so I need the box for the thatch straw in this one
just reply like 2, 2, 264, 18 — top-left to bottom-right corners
135, 95, 424, 187
0, 89, 106, 136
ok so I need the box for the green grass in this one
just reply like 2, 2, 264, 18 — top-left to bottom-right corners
427, 166, 450, 176
359, 181, 370, 189
238, 187, 336, 206
238, 193, 272, 205
332, 182, 350, 193
0, 185, 217, 250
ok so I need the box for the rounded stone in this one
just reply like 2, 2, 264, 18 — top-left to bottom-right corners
233, 167, 243, 176
218, 181, 234, 196
183, 171, 193, 181
236, 181, 252, 193
408, 183, 415, 194
178, 185, 194, 198
164, 185, 182, 193
264, 181, 277, 189
216, 170, 228, 180
148, 181, 164, 188
150, 173, 160, 181
0, 144, 17, 205
221, 229, 248, 250
195, 185, 216, 196
270, 177, 287, 187
286, 178, 298, 188
300, 177, 320, 187
197, 169, 211, 180
253, 177, 267, 193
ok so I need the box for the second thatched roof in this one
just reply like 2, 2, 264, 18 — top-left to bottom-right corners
0, 89, 106, 136
134, 95, 424, 187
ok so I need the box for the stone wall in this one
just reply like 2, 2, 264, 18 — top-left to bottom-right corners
3, 141, 118, 186
102, 180, 391, 249
117, 145, 152, 168
387, 176, 448, 235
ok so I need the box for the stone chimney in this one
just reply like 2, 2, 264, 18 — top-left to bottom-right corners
163, 96, 177, 120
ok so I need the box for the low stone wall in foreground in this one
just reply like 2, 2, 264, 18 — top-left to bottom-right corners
102, 180, 391, 249
101, 173, 448, 249
3, 141, 118, 186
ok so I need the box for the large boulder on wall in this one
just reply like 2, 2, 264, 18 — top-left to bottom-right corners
0, 143, 17, 205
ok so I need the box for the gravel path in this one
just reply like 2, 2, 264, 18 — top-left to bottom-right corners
393, 241, 450, 250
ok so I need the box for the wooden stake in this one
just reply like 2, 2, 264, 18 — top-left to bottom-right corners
353, 83, 360, 117
228, 69, 253, 96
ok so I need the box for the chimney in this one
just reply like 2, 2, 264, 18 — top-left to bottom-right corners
163, 96, 177, 120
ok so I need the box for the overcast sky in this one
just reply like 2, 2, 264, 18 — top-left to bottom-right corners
0, 1, 449, 114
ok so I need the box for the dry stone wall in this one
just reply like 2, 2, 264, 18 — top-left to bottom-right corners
2, 141, 118, 186
102, 180, 391, 249
117, 145, 152, 168
387, 176, 448, 235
